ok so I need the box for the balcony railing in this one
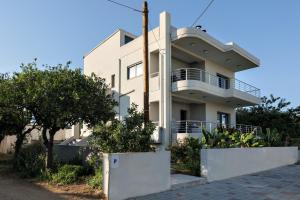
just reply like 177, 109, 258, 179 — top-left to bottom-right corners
171, 68, 260, 98
173, 120, 262, 135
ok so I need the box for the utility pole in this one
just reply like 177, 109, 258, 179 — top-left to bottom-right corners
142, 1, 149, 123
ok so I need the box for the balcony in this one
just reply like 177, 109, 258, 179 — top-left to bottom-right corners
172, 120, 262, 142
171, 68, 261, 106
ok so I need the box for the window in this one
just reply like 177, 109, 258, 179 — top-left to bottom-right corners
127, 62, 143, 79
217, 74, 230, 89
217, 112, 230, 125
124, 35, 134, 44
111, 74, 115, 88
136, 64, 143, 76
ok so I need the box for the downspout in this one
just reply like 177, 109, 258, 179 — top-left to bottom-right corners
118, 59, 121, 120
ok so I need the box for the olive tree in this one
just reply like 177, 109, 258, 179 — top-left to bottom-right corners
14, 61, 116, 168
0, 73, 35, 158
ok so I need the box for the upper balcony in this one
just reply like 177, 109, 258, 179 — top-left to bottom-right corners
171, 27, 260, 72
171, 68, 261, 107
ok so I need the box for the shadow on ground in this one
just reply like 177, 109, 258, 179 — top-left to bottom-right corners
0, 153, 105, 200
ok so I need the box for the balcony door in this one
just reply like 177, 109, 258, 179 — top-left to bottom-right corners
217, 73, 229, 89
179, 110, 187, 133
217, 112, 229, 126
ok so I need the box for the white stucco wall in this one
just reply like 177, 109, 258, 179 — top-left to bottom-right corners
172, 101, 191, 121
205, 59, 234, 79
103, 151, 171, 200
149, 101, 159, 122
201, 147, 299, 182
30, 128, 73, 141
0, 135, 16, 154
172, 101, 206, 122
205, 102, 236, 125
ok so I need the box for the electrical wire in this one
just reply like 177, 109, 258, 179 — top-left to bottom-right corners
149, 22, 165, 55
105, 0, 163, 55
191, 0, 215, 27
106, 0, 142, 13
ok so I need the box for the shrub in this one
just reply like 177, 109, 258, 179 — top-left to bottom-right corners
14, 142, 46, 178
87, 166, 103, 189
88, 104, 155, 153
262, 128, 283, 147
289, 138, 300, 149
51, 164, 85, 185
171, 137, 201, 176
201, 129, 264, 148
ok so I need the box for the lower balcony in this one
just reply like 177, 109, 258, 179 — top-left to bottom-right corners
172, 120, 262, 142
171, 68, 261, 107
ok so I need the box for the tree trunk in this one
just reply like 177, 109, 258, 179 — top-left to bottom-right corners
14, 126, 36, 160
46, 132, 54, 169
14, 132, 25, 159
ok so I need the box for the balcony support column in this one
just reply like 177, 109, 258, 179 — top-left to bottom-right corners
159, 11, 172, 148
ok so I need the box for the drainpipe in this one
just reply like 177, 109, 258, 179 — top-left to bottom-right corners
118, 59, 121, 120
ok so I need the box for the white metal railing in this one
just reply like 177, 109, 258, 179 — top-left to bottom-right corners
232, 78, 260, 98
174, 120, 262, 135
171, 68, 260, 98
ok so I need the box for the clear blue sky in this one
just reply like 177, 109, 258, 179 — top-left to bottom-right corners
0, 0, 299, 107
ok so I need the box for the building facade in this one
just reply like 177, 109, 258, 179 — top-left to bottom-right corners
83, 12, 261, 147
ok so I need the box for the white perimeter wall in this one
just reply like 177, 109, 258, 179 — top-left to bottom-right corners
201, 147, 299, 182
103, 151, 170, 200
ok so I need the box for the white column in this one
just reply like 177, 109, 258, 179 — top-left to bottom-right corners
159, 11, 172, 148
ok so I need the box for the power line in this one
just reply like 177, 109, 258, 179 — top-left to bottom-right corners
106, 0, 142, 13
149, 22, 164, 55
191, 0, 215, 27
105, 0, 163, 55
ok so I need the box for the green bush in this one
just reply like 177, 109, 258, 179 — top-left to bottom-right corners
171, 137, 201, 176
201, 128, 264, 148
51, 164, 85, 185
262, 128, 283, 147
88, 104, 155, 153
87, 167, 103, 189
14, 142, 46, 178
289, 138, 300, 149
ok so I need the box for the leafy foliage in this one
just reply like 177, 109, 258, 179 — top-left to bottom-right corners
87, 166, 103, 189
51, 164, 85, 185
171, 137, 201, 176
201, 129, 264, 148
14, 142, 46, 178
263, 128, 283, 147
237, 95, 300, 142
0, 73, 34, 157
12, 60, 117, 168
89, 104, 155, 153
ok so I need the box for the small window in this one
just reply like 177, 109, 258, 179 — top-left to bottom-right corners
128, 66, 136, 79
136, 64, 143, 76
127, 62, 143, 79
124, 35, 134, 44
111, 74, 115, 88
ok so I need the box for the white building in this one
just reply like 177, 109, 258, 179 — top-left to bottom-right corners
83, 11, 261, 147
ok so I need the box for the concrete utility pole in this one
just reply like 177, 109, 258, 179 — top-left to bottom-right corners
142, 1, 149, 123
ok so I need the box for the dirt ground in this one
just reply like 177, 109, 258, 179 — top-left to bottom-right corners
0, 153, 105, 200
